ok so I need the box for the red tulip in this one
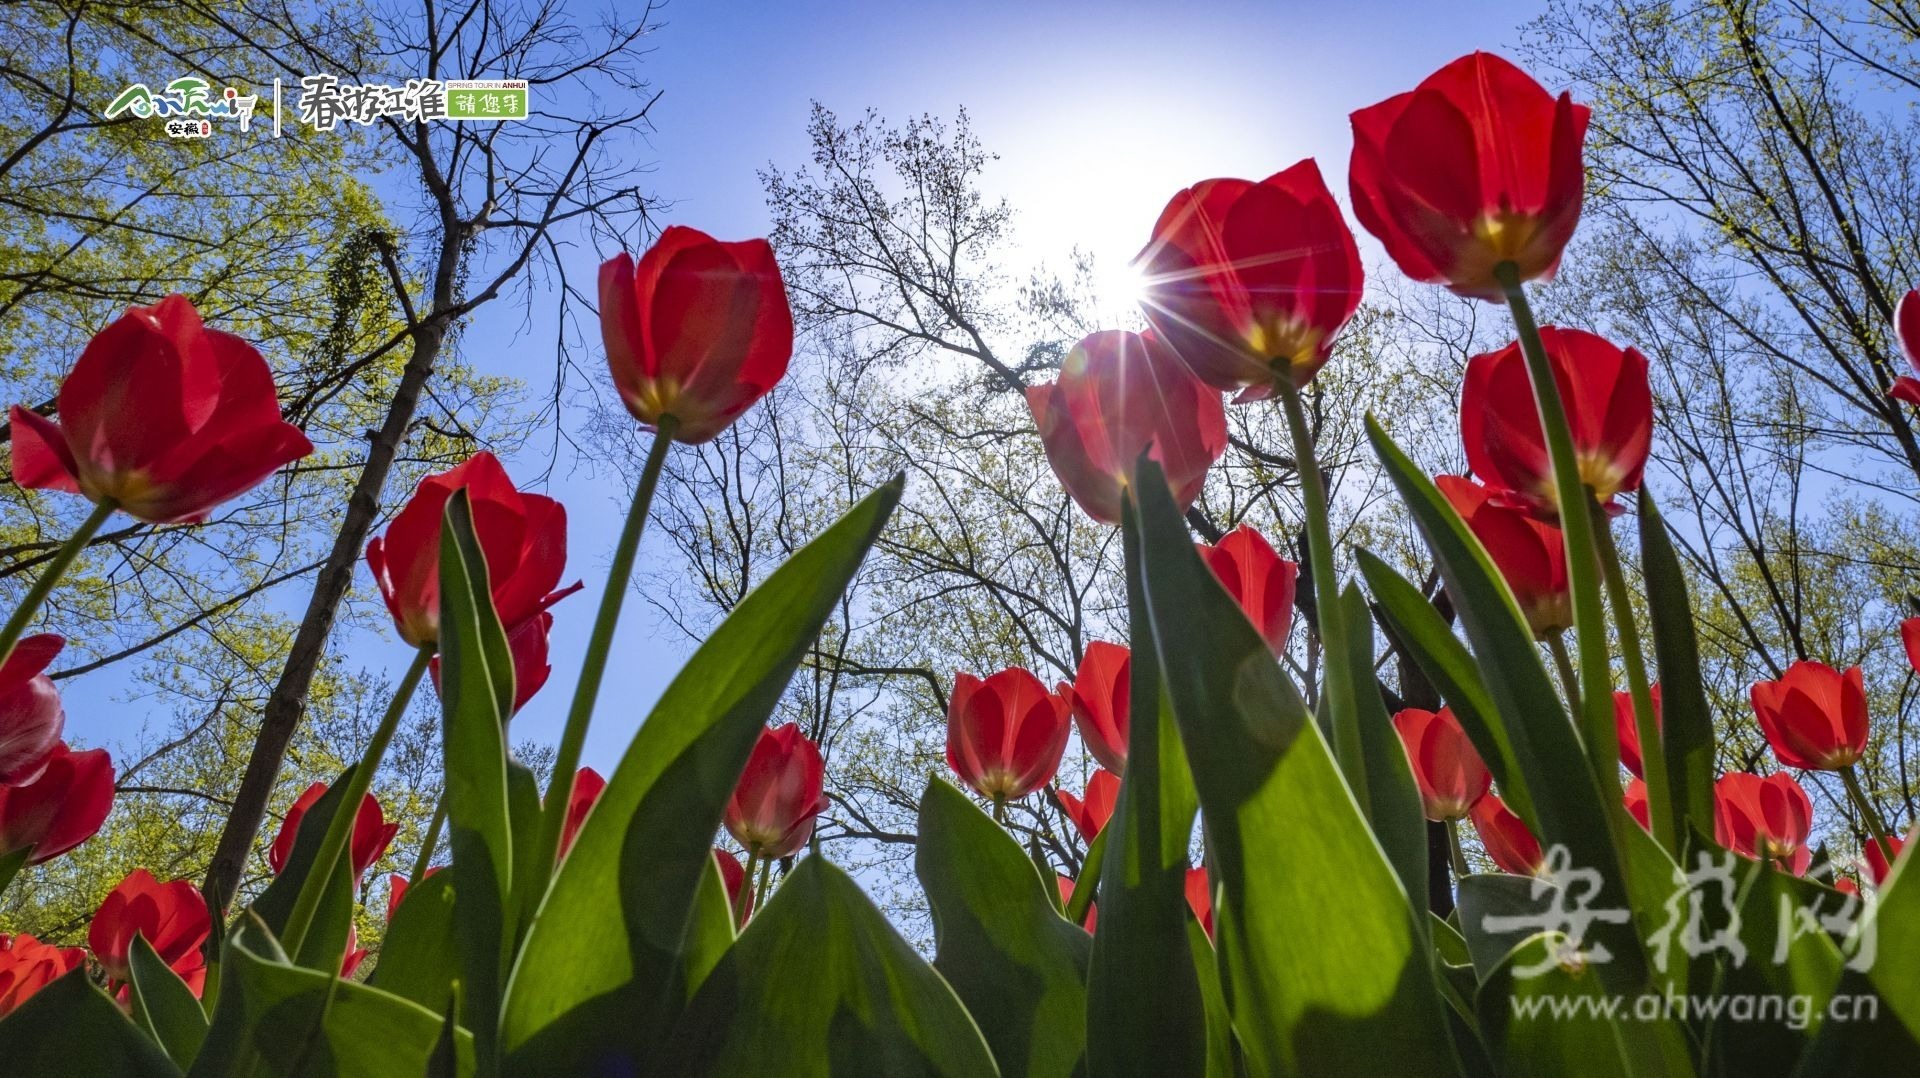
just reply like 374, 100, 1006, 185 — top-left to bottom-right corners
0, 933, 84, 1017
1185, 867, 1214, 938
946, 668, 1072, 803
341, 925, 368, 978
1435, 476, 1570, 638
88, 868, 210, 993
1460, 328, 1653, 518
714, 848, 753, 921
1470, 793, 1544, 875
10, 296, 313, 524
1613, 684, 1663, 779
0, 635, 66, 784
365, 451, 580, 649
0, 743, 113, 864
1061, 642, 1129, 774
558, 766, 608, 859
1197, 524, 1297, 656
1866, 835, 1906, 887
1750, 661, 1869, 771
1623, 778, 1650, 831
1057, 769, 1120, 843
1836, 876, 1861, 896
386, 866, 443, 921
1137, 160, 1364, 395
1348, 52, 1588, 301
1890, 290, 1920, 405
599, 226, 793, 444
725, 724, 829, 860
1714, 771, 1813, 875
1902, 617, 1920, 676
1391, 707, 1491, 822
1026, 329, 1227, 526
267, 781, 398, 881
429, 610, 556, 716
1056, 876, 1096, 932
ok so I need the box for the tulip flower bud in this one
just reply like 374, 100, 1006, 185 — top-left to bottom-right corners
1057, 769, 1119, 843
946, 668, 1071, 805
1713, 772, 1813, 876
1391, 707, 1491, 822
267, 781, 398, 881
1866, 834, 1906, 887
10, 295, 313, 524
1890, 290, 1920, 405
1623, 778, 1650, 832
1470, 794, 1544, 876
1062, 642, 1129, 775
1349, 52, 1588, 302
1138, 159, 1364, 395
0, 635, 66, 784
1459, 328, 1652, 518
1749, 661, 1869, 771
558, 767, 608, 859
88, 868, 211, 994
599, 227, 794, 444
725, 725, 829, 860
1612, 684, 1662, 780
0, 933, 84, 1017
1197, 524, 1298, 656
1435, 476, 1570, 638
0, 743, 113, 864
365, 451, 580, 649
1027, 329, 1227, 527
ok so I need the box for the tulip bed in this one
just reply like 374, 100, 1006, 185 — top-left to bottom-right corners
0, 50, 1917, 1078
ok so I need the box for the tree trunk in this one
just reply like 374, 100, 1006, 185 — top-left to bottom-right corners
200, 228, 461, 919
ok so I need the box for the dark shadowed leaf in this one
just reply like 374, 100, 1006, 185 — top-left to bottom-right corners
1633, 490, 1716, 844
499, 477, 902, 1076
659, 855, 999, 1077
0, 968, 180, 1076
131, 933, 209, 1068
1133, 459, 1457, 1077
916, 778, 1089, 1078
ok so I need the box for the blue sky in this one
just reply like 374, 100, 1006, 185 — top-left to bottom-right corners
70, 0, 1545, 779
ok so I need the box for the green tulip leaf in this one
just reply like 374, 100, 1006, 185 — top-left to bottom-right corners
659, 854, 999, 1077
499, 477, 902, 1075
368, 869, 458, 1013
1366, 418, 1639, 988
190, 916, 474, 1078
1634, 490, 1716, 842
246, 767, 360, 974
1339, 581, 1430, 914
916, 778, 1090, 1078
1084, 501, 1206, 1077
130, 933, 209, 1068
0, 967, 181, 1076
1474, 933, 1695, 1078
1132, 458, 1457, 1076
1795, 837, 1920, 1070
438, 489, 518, 1071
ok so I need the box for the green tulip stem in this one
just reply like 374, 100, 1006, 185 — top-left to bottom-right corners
1590, 504, 1674, 852
409, 799, 448, 884
1840, 766, 1899, 865
992, 797, 1008, 826
282, 643, 434, 957
1495, 264, 1623, 809
1545, 633, 1580, 708
1446, 818, 1470, 881
0, 497, 116, 667
735, 850, 759, 926
754, 856, 773, 915
536, 416, 679, 882
1065, 824, 1108, 926
1276, 380, 1364, 793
